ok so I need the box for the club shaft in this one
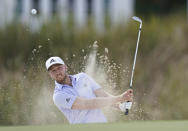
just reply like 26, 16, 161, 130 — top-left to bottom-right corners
130, 27, 141, 88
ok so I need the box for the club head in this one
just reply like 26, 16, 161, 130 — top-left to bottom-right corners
132, 16, 142, 23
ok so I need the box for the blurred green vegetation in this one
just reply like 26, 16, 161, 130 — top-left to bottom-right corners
0, 14, 188, 125
1, 121, 188, 131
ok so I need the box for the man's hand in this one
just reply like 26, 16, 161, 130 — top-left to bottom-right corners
119, 89, 133, 102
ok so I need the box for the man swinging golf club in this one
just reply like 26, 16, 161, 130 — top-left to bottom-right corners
46, 56, 133, 124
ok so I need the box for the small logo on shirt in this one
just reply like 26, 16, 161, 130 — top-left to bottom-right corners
66, 98, 71, 103
50, 59, 55, 63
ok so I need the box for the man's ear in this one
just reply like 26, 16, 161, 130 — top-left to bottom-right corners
48, 71, 54, 80
48, 71, 51, 76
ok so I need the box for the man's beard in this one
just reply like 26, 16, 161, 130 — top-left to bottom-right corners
56, 74, 67, 84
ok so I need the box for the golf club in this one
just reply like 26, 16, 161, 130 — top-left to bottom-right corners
119, 16, 142, 115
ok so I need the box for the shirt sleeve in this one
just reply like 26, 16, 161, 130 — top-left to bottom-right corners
53, 92, 77, 110
82, 73, 101, 91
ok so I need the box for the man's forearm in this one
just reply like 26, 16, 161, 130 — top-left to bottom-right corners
72, 96, 122, 110
94, 88, 115, 97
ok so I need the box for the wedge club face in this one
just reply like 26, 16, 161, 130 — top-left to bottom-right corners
132, 16, 142, 29
132, 16, 142, 23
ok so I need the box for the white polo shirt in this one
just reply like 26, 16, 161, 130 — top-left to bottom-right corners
53, 72, 107, 124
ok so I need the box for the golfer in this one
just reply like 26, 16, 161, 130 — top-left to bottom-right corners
46, 56, 133, 124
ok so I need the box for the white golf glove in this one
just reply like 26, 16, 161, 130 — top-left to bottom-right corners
119, 101, 132, 112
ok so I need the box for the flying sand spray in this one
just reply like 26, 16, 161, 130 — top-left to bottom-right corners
119, 16, 142, 115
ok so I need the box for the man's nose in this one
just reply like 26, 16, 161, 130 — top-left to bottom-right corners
56, 70, 63, 75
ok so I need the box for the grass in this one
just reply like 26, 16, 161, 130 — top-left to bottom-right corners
0, 121, 188, 131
